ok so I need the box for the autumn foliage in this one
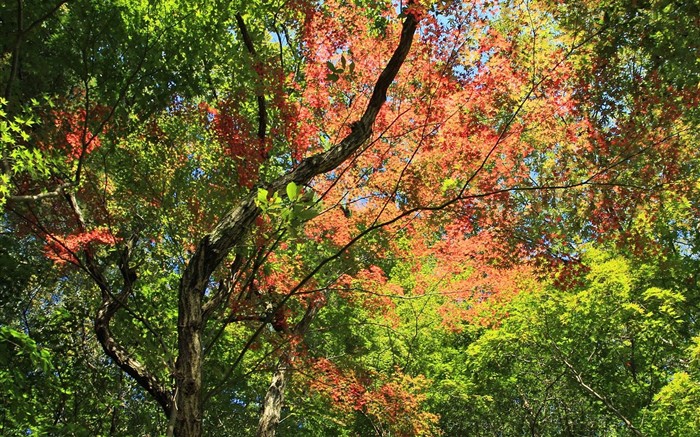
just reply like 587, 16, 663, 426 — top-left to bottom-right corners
1, 0, 699, 435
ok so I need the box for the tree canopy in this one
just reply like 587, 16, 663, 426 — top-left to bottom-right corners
1, 0, 698, 435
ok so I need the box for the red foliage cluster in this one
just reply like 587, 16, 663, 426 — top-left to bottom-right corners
307, 358, 438, 436
40, 98, 110, 163
211, 99, 270, 188
44, 228, 119, 265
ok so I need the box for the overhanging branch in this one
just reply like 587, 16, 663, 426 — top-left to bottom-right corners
181, 12, 419, 295
95, 294, 173, 415
61, 194, 173, 416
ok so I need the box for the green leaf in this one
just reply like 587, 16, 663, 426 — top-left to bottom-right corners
258, 188, 270, 206
295, 208, 319, 221
286, 182, 299, 201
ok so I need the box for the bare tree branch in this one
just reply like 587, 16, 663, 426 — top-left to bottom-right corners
557, 350, 642, 436
9, 183, 72, 202
94, 291, 173, 415
235, 13, 268, 144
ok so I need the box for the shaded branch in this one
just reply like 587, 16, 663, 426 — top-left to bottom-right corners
3, 0, 24, 103
235, 13, 267, 143
21, 0, 70, 38
9, 183, 72, 202
62, 194, 173, 416
87, 242, 173, 417
95, 293, 173, 415
3, 0, 71, 101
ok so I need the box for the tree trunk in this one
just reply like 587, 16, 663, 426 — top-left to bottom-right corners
257, 358, 291, 437
173, 283, 204, 436
257, 303, 319, 437
169, 13, 418, 436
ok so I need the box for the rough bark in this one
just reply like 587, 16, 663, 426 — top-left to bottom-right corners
257, 304, 319, 437
172, 13, 418, 437
257, 360, 291, 437
173, 285, 205, 436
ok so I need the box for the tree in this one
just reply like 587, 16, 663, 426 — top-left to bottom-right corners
433, 246, 693, 435
1, 0, 698, 435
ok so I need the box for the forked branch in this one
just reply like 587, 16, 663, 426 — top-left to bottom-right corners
181, 11, 419, 297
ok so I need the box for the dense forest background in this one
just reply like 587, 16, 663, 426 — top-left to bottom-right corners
1, 0, 699, 435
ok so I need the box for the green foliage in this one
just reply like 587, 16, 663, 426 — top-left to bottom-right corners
639, 336, 700, 435
416, 246, 698, 435
0, 326, 55, 433
256, 184, 321, 235
644, 370, 700, 436
326, 55, 356, 82
0, 98, 55, 207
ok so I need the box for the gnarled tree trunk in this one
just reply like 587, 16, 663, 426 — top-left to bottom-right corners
257, 357, 292, 437
171, 12, 418, 437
